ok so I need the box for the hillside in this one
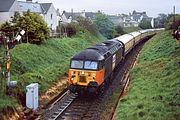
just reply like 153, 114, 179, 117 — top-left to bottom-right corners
0, 31, 104, 114
115, 31, 180, 119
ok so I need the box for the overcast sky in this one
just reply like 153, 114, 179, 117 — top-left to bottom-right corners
24, 0, 180, 17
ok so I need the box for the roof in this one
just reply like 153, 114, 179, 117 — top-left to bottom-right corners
40, 3, 52, 13
65, 12, 82, 19
115, 34, 134, 45
72, 39, 122, 61
18, 1, 42, 13
62, 11, 97, 20
85, 12, 96, 19
132, 10, 146, 15
17, 1, 53, 14
129, 31, 141, 37
72, 49, 105, 61
0, 0, 15, 12
63, 12, 73, 19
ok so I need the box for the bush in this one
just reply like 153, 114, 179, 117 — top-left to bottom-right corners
139, 19, 152, 29
16, 10, 49, 44
93, 12, 116, 39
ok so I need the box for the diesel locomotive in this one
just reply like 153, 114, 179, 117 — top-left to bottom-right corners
67, 29, 163, 93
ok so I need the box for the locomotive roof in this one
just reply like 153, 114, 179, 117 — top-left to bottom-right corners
72, 39, 122, 61
72, 49, 104, 61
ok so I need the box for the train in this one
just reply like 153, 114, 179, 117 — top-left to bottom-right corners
67, 28, 164, 94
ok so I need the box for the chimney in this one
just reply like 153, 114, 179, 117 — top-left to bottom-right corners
26, 0, 32, 2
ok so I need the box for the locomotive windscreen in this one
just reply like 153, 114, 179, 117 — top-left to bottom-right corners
70, 60, 98, 70
71, 60, 83, 69
84, 61, 98, 70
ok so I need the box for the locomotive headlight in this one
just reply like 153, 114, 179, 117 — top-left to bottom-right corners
81, 71, 85, 74
71, 77, 74, 80
92, 73, 96, 77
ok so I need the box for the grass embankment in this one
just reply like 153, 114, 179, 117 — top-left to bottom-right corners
123, 27, 141, 33
0, 31, 104, 113
115, 31, 180, 119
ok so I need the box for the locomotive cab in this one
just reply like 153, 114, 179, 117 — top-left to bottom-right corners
68, 49, 105, 93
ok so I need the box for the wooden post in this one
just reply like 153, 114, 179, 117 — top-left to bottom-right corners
6, 41, 11, 86
0, 64, 2, 93
26, 31, 29, 43
173, 6, 176, 24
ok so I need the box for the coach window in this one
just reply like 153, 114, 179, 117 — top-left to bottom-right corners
71, 60, 83, 69
84, 61, 98, 70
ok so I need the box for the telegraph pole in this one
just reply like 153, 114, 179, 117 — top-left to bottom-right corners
6, 40, 11, 86
0, 64, 3, 93
173, 6, 175, 23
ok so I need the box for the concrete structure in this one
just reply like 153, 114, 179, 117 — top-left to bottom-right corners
26, 83, 38, 111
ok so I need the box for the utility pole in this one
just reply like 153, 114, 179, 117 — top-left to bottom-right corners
173, 6, 176, 24
6, 40, 11, 86
0, 64, 3, 93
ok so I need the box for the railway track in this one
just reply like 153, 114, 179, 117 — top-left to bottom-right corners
40, 90, 78, 120
40, 36, 153, 120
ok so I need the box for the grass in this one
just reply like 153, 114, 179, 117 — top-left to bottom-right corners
115, 31, 180, 120
0, 30, 104, 112
123, 27, 141, 33
0, 93, 18, 118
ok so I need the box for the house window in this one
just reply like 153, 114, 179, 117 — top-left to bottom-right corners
51, 14, 53, 20
51, 24, 53, 30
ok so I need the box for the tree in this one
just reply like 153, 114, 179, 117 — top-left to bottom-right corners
16, 10, 49, 44
76, 16, 99, 37
139, 19, 152, 29
115, 25, 126, 36
154, 13, 168, 28
0, 21, 15, 40
10, 12, 20, 24
93, 12, 116, 39
166, 14, 180, 29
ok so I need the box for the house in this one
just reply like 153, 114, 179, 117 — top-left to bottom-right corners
58, 10, 97, 24
131, 10, 149, 22
0, 0, 58, 31
40, 3, 58, 30
0, 0, 19, 24
108, 15, 124, 26
122, 10, 153, 27
108, 11, 154, 28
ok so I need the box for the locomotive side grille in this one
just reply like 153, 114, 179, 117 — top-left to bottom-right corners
79, 75, 86, 83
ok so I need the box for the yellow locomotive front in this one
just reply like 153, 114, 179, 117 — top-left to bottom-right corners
68, 59, 105, 93
68, 40, 124, 94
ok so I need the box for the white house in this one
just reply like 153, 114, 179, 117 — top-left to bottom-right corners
58, 10, 97, 24
0, 0, 58, 31
40, 3, 57, 30
0, 0, 19, 24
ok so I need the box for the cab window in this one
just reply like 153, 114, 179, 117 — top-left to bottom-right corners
71, 60, 83, 69
84, 61, 98, 70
